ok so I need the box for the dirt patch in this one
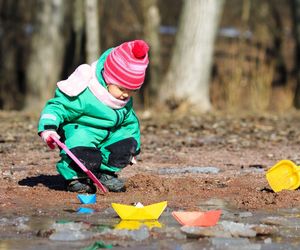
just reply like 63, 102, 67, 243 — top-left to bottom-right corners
1, 110, 300, 216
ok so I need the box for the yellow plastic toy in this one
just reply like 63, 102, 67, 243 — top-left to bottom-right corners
111, 201, 167, 220
266, 160, 300, 192
115, 220, 162, 230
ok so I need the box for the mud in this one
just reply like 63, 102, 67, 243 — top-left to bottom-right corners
1, 110, 300, 248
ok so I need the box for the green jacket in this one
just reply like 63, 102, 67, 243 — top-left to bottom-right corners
38, 49, 141, 153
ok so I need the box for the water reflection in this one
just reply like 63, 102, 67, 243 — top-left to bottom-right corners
115, 220, 162, 230
77, 207, 95, 214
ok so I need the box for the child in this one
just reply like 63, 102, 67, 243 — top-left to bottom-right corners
38, 40, 149, 193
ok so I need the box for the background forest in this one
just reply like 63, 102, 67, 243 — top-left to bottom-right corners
1, 0, 300, 114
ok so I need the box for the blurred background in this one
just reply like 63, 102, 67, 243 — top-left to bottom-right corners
1, 0, 300, 114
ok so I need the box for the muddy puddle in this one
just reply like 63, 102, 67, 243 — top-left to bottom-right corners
1, 198, 300, 250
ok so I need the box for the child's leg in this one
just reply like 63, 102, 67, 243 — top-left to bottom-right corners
97, 129, 139, 192
100, 137, 138, 172
100, 129, 138, 173
56, 155, 97, 193
56, 124, 107, 192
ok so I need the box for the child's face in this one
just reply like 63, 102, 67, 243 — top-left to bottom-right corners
107, 84, 136, 100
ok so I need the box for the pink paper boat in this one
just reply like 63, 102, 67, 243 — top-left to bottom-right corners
172, 210, 222, 227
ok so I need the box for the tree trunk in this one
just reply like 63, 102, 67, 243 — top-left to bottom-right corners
0, 40, 23, 110
141, 0, 161, 106
24, 0, 71, 111
0, 0, 33, 110
291, 0, 300, 108
160, 0, 224, 112
73, 0, 85, 65
84, 0, 100, 64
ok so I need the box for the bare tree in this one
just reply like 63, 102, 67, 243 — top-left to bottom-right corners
141, 0, 161, 105
24, 0, 71, 111
291, 0, 300, 108
159, 0, 225, 112
84, 0, 100, 63
73, 0, 85, 65
0, 0, 34, 110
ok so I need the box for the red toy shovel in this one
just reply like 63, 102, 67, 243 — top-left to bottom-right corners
51, 136, 107, 193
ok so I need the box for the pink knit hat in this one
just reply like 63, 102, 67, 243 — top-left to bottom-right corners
103, 40, 149, 90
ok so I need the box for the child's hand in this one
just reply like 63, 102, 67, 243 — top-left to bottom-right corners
41, 130, 60, 149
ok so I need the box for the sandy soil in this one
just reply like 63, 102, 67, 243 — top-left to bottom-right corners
1, 110, 300, 216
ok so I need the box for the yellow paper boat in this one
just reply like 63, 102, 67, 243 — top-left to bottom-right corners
111, 201, 167, 220
115, 220, 162, 230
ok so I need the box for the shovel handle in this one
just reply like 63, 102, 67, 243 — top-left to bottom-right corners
51, 136, 107, 193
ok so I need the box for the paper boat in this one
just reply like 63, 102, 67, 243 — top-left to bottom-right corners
115, 220, 162, 230
77, 194, 96, 204
172, 210, 222, 227
111, 201, 167, 220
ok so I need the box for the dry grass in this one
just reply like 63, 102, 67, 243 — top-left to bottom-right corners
211, 38, 294, 112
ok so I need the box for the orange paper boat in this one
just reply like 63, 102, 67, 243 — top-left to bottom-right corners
172, 210, 222, 227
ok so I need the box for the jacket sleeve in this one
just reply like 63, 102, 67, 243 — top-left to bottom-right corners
38, 88, 85, 133
121, 103, 141, 155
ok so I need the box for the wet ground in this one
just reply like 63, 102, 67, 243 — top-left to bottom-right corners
1, 110, 300, 249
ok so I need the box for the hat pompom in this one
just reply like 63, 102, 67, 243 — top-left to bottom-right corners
132, 40, 149, 59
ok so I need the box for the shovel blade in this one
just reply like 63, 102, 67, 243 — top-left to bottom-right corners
266, 160, 300, 192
